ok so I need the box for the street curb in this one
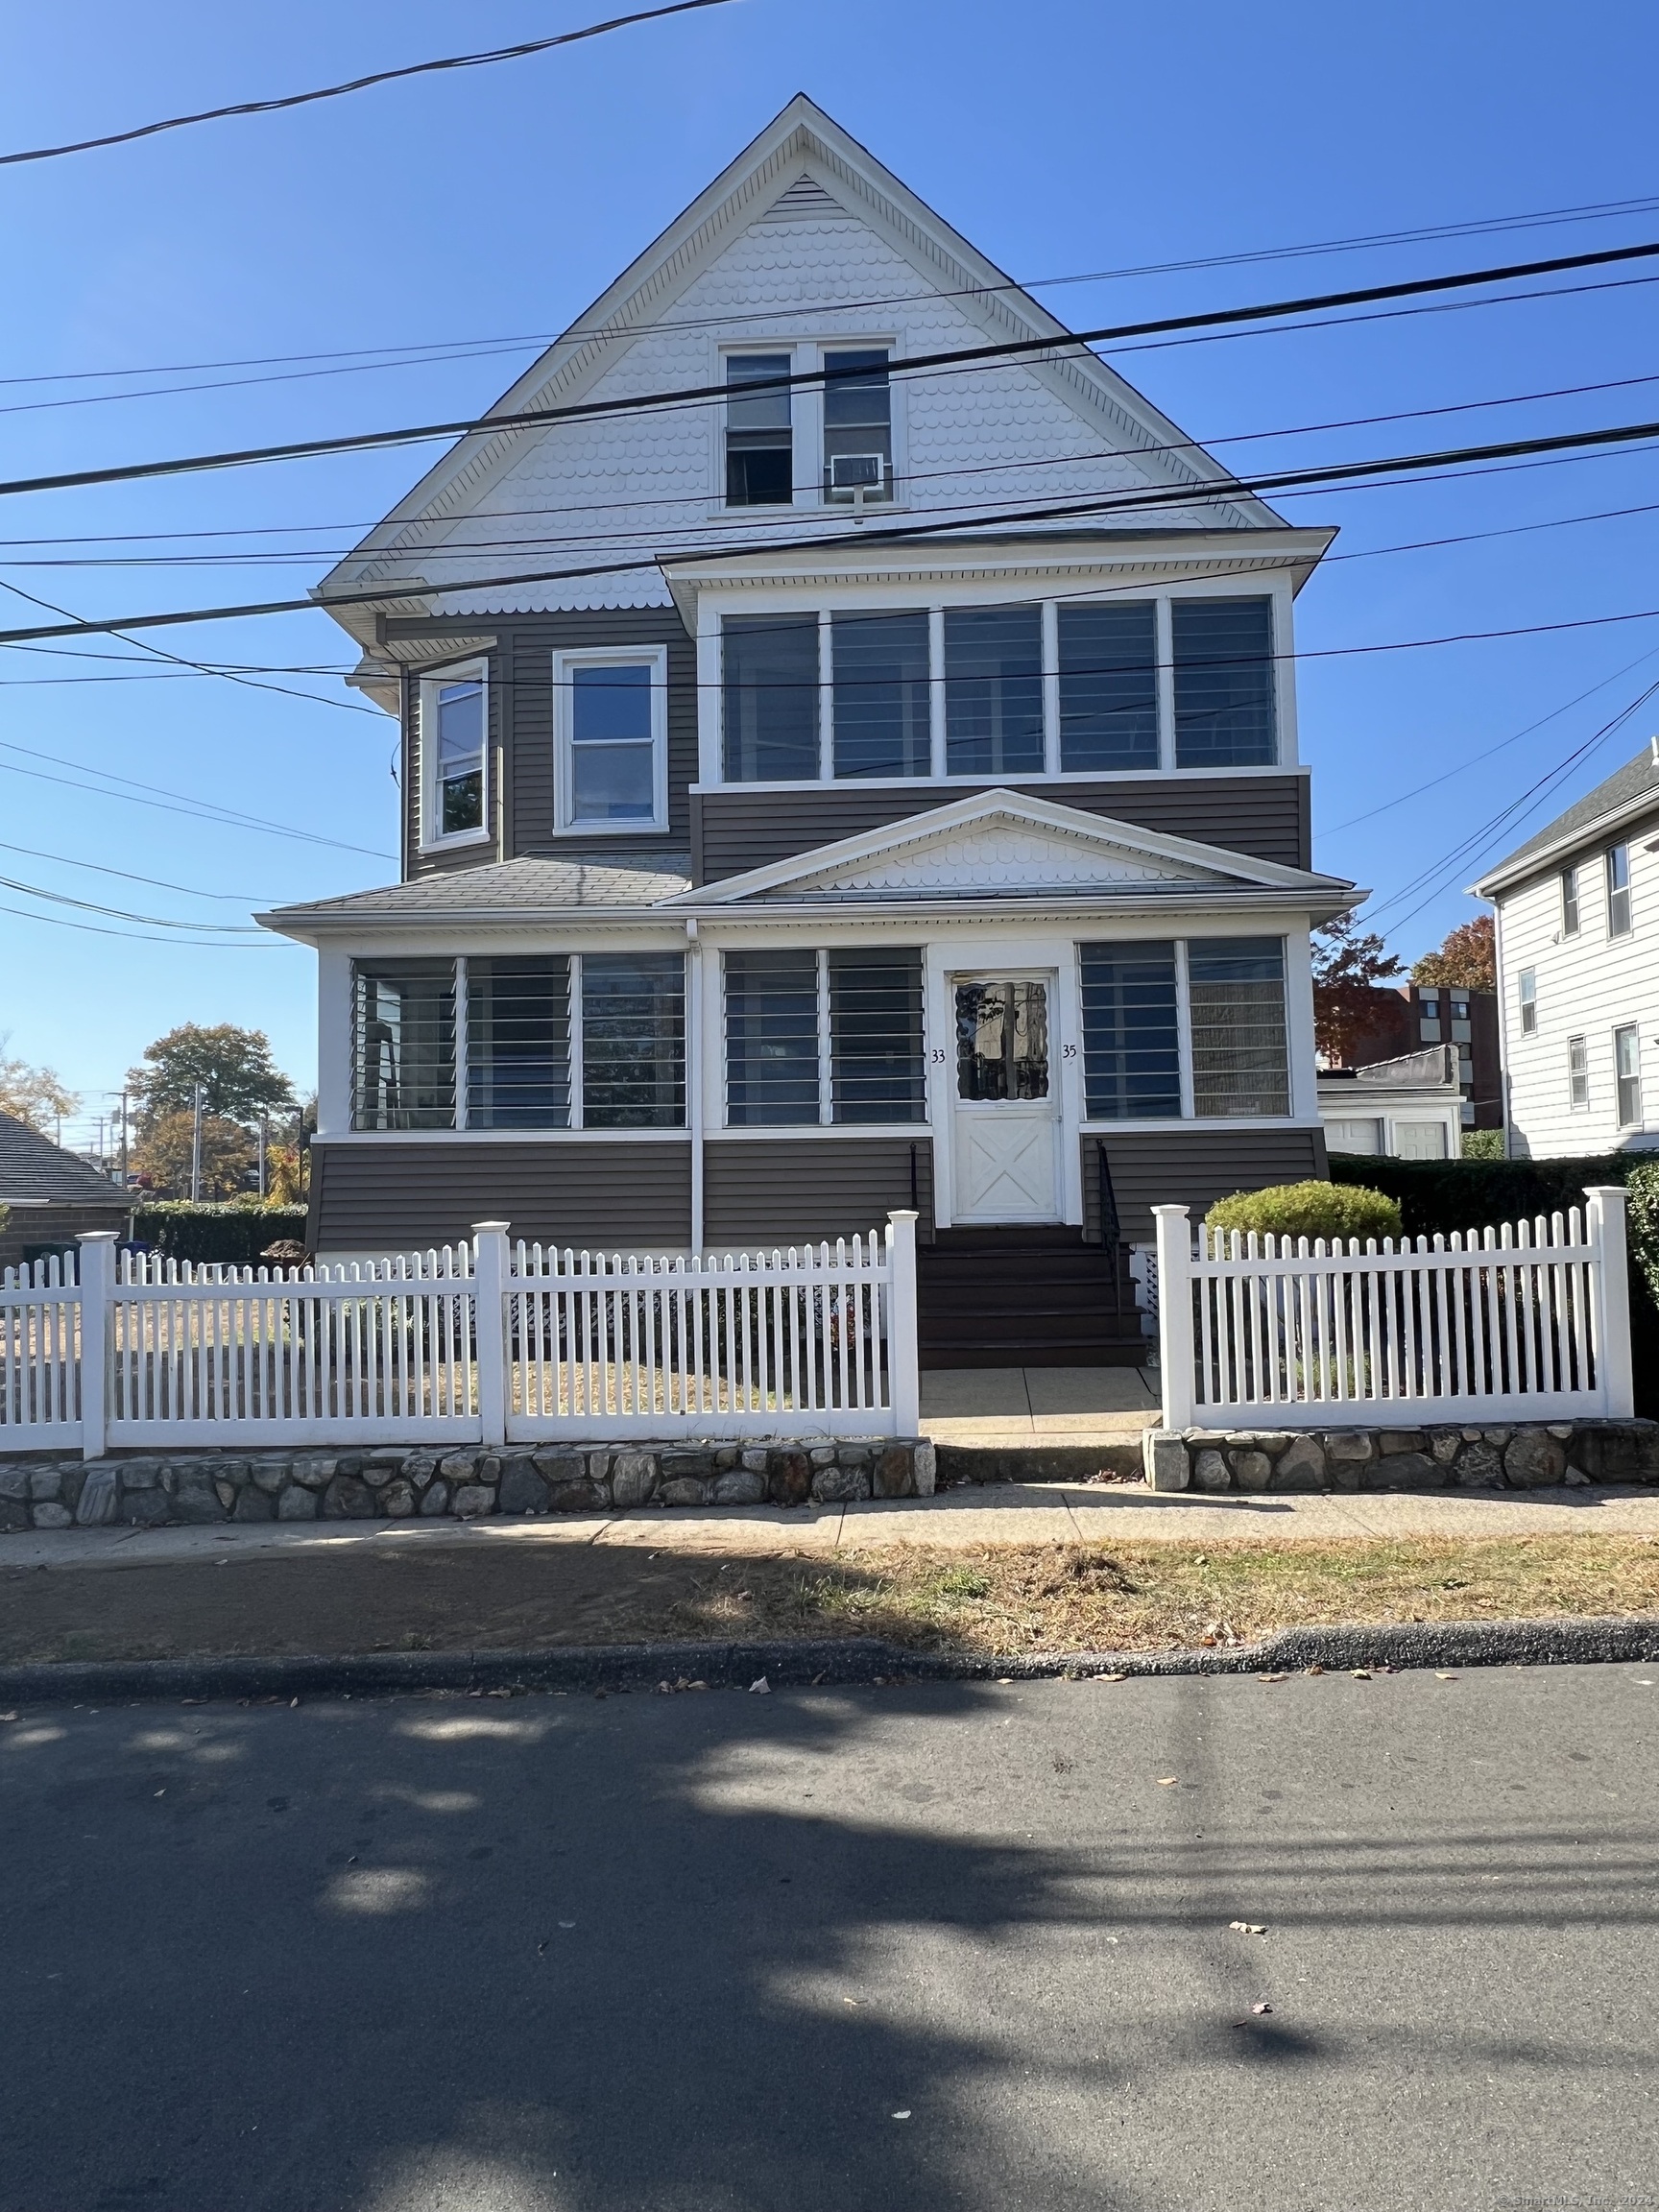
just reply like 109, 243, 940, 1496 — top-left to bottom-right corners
3, 1614, 1657, 1704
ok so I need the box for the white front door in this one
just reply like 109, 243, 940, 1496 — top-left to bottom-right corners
950, 976, 1060, 1223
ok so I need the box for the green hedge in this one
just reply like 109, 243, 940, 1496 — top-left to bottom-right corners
1207, 1180, 1402, 1244
132, 1201, 308, 1266
1331, 1151, 1659, 1416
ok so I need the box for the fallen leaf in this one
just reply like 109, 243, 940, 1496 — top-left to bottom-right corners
1199, 1636, 1218, 1648
1229, 1921, 1268, 1936
892, 2110, 911, 2121
289, 1696, 301, 1709
558, 1920, 576, 1930
749, 1676, 771, 1695
1258, 1672, 1288, 1684
153, 1789, 165, 1798
1094, 1671, 1127, 1684
1251, 2002, 1273, 2015
1157, 1777, 1178, 1787
1435, 1671, 1458, 1682
843, 1997, 863, 2008
0, 1713, 16, 1723
1306, 1664, 1325, 1676
1351, 1669, 1372, 1681
536, 1940, 549, 1957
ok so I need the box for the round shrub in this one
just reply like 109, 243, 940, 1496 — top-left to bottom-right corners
1204, 1180, 1402, 1245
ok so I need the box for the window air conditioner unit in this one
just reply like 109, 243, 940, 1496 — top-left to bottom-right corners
829, 453, 885, 493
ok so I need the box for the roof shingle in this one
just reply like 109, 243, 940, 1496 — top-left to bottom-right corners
0, 1113, 128, 1204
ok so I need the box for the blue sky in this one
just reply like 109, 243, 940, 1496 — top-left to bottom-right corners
5, 0, 1659, 1144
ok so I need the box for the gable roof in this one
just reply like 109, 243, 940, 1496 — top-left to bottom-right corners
0, 1112, 127, 1206
1475, 740, 1659, 896
668, 788, 1357, 909
316, 94, 1284, 655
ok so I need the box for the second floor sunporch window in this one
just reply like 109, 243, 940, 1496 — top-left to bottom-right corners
717, 593, 1279, 782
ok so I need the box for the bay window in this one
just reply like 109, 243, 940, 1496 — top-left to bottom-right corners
723, 948, 925, 1125
420, 665, 488, 846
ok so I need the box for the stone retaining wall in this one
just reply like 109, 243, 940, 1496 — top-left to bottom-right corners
0, 1439, 935, 1533
1142, 1420, 1659, 1493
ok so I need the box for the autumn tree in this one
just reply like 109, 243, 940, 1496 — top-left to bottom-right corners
0, 1036, 79, 1135
128, 1024, 297, 1133
1411, 914, 1496, 991
132, 1110, 258, 1201
1310, 917, 1404, 1064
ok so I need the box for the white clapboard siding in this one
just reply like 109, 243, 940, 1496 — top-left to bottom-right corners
0, 1251, 84, 1448
1153, 1192, 1634, 1430
1496, 837, 1659, 1158
504, 1233, 901, 1439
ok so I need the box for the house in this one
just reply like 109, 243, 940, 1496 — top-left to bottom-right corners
1318, 1046, 1464, 1160
1476, 739, 1659, 1159
264, 96, 1358, 1362
1331, 982, 1501, 1132
0, 1111, 131, 1272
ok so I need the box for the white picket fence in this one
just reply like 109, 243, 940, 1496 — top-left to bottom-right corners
0, 1215, 920, 1456
1153, 1188, 1634, 1431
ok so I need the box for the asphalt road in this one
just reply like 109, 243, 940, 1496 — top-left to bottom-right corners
4, 1665, 1657, 2212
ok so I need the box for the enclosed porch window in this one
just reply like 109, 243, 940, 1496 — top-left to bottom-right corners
723, 948, 926, 1125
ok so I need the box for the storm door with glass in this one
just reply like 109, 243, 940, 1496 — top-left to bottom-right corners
950, 977, 1060, 1222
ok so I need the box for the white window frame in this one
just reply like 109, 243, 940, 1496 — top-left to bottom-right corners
1518, 968, 1538, 1034
1567, 1034, 1589, 1112
719, 946, 927, 1129
1561, 864, 1580, 936
1615, 1022, 1643, 1127
1607, 843, 1633, 936
719, 345, 797, 512
552, 644, 669, 836
418, 660, 491, 854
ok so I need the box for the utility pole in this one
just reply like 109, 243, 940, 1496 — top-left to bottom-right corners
257, 1114, 268, 1199
190, 1082, 204, 1202
119, 1089, 129, 1189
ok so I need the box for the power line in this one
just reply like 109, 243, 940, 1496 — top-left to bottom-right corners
0, 0, 743, 166
0, 872, 266, 931
7, 236, 1659, 504
0, 738, 394, 857
0, 898, 277, 948
0, 835, 282, 902
9, 410, 1659, 648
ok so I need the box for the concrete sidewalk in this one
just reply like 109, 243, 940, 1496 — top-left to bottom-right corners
8, 1479, 1659, 1574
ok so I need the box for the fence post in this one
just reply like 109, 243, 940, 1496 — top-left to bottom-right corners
471, 1221, 510, 1449
1586, 1186, 1635, 1419
76, 1231, 118, 1461
886, 1210, 921, 1437
1151, 1205, 1194, 1431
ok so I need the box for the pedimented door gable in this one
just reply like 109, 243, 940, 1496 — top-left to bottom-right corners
768, 818, 1234, 899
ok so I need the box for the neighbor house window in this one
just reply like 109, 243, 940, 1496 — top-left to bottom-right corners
822, 349, 891, 501
421, 666, 488, 846
1568, 1034, 1589, 1111
722, 614, 819, 781
466, 957, 571, 1129
351, 962, 457, 1131
554, 649, 666, 830
1078, 942, 1181, 1118
722, 949, 925, 1125
1518, 969, 1538, 1035
1561, 865, 1581, 935
1171, 597, 1276, 767
1607, 844, 1632, 935
1059, 602, 1158, 772
1616, 1024, 1643, 1126
581, 954, 685, 1128
1418, 987, 1441, 1043
725, 353, 793, 506
832, 611, 930, 778
1187, 937, 1289, 1116
944, 605, 1044, 776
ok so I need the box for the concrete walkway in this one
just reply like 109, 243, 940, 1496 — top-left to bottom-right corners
9, 1479, 1659, 1573
921, 1363, 1161, 1447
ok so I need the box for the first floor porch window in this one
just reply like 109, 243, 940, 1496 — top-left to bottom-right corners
1078, 935, 1290, 1119
723, 947, 926, 1125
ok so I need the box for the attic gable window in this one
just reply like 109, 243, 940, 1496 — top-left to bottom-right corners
726, 353, 793, 507
420, 664, 489, 849
823, 349, 891, 502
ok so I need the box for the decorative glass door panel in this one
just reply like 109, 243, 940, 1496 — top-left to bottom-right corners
950, 977, 1060, 1224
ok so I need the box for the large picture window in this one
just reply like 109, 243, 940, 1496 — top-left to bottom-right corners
420, 665, 489, 847
1187, 937, 1289, 1116
1059, 603, 1158, 772
555, 650, 666, 830
722, 614, 819, 782
351, 962, 457, 1131
1077, 942, 1181, 1118
723, 948, 925, 1125
832, 611, 930, 779
1171, 597, 1276, 767
944, 604, 1044, 776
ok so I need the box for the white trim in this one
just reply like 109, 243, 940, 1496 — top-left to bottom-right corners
417, 659, 493, 855
551, 642, 668, 836
568, 950, 585, 1129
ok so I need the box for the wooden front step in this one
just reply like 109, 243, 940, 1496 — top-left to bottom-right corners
918, 1226, 1147, 1368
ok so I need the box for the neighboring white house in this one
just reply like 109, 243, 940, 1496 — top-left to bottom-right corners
1476, 739, 1659, 1159
1318, 1046, 1463, 1160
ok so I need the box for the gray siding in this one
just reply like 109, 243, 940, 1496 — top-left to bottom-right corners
386, 611, 697, 878
703, 1136, 934, 1246
694, 774, 1311, 879
309, 1141, 692, 1251
1082, 1127, 1330, 1242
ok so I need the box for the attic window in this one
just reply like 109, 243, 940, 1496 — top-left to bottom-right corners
823, 349, 891, 501
726, 353, 793, 507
